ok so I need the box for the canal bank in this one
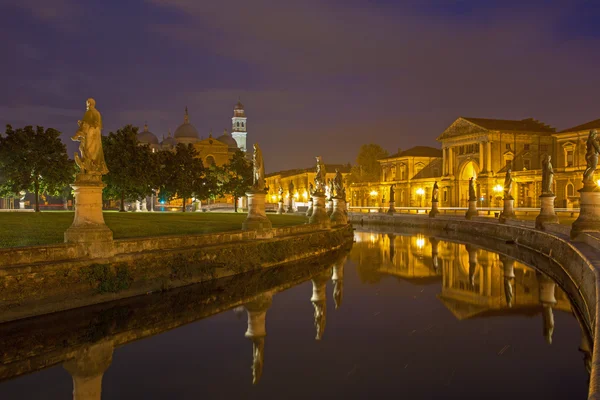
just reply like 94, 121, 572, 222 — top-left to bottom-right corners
349, 212, 600, 400
0, 224, 353, 323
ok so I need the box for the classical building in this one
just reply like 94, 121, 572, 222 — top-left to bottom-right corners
265, 164, 351, 207
350, 116, 600, 210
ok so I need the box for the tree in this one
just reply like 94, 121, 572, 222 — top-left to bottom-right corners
347, 144, 389, 183
223, 149, 253, 212
102, 125, 155, 211
162, 143, 205, 212
0, 125, 75, 212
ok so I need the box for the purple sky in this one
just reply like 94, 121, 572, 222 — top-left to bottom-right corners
1, 0, 600, 172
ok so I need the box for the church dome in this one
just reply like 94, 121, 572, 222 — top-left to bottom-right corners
174, 107, 199, 141
138, 124, 159, 145
162, 130, 177, 147
216, 129, 239, 150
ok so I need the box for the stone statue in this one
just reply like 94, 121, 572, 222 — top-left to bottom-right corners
327, 179, 334, 199
541, 155, 554, 195
504, 168, 513, 199
309, 182, 314, 196
432, 181, 439, 202
333, 169, 343, 198
583, 129, 600, 187
252, 143, 266, 192
468, 177, 476, 201
389, 185, 395, 203
278, 185, 283, 201
288, 181, 294, 197
314, 156, 326, 193
71, 98, 108, 176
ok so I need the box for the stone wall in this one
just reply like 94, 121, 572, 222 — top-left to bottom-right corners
0, 224, 353, 323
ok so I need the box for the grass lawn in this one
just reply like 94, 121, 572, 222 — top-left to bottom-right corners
0, 211, 307, 248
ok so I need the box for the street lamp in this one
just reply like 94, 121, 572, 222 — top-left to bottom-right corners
416, 187, 425, 207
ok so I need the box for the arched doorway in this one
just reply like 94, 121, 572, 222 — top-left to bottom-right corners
458, 160, 479, 207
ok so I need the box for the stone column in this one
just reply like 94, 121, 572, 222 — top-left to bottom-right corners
538, 273, 556, 344
330, 198, 347, 225
386, 200, 395, 214
305, 198, 313, 217
465, 199, 478, 219
442, 148, 447, 176
244, 293, 273, 385
448, 147, 453, 175
64, 175, 114, 258
499, 197, 515, 223
332, 256, 346, 309
63, 341, 113, 400
479, 142, 485, 173
500, 255, 515, 308
19, 191, 26, 209
309, 193, 330, 227
486, 141, 492, 173
242, 190, 273, 234
150, 193, 155, 212
535, 194, 559, 229
570, 187, 600, 240
311, 270, 330, 340
429, 200, 439, 218
277, 200, 284, 214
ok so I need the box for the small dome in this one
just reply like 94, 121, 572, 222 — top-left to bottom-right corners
162, 130, 177, 147
234, 100, 244, 110
216, 129, 238, 150
138, 124, 159, 145
174, 106, 199, 141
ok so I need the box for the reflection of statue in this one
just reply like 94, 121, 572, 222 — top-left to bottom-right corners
504, 277, 514, 308
71, 98, 108, 175
251, 338, 264, 384
252, 144, 266, 191
313, 301, 326, 340
389, 185, 395, 203
314, 156, 327, 193
504, 169, 513, 199
541, 155, 554, 195
432, 181, 439, 202
333, 169, 343, 198
468, 177, 476, 201
583, 130, 600, 186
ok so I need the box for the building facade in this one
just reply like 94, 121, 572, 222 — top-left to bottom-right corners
350, 116, 600, 210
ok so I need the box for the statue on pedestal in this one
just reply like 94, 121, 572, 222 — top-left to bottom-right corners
278, 186, 283, 201
309, 183, 314, 196
333, 169, 343, 198
288, 181, 294, 199
541, 155, 554, 195
432, 181, 439, 202
314, 156, 326, 194
583, 129, 600, 187
389, 185, 395, 203
252, 144, 266, 192
71, 98, 108, 176
468, 177, 476, 201
504, 168, 513, 200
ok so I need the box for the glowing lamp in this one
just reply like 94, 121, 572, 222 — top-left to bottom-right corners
302, 191, 308, 199
597, 179, 600, 187
416, 235, 425, 249
416, 188, 425, 195
370, 190, 378, 196
493, 184, 503, 193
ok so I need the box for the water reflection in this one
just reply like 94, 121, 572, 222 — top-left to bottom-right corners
0, 231, 591, 399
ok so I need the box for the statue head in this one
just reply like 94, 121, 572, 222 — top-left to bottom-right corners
86, 98, 96, 110
591, 129, 597, 138
507, 168, 511, 174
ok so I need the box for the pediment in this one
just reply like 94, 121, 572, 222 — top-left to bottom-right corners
562, 141, 575, 149
437, 118, 488, 141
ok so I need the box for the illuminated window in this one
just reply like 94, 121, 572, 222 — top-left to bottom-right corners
567, 150, 574, 167
567, 183, 574, 197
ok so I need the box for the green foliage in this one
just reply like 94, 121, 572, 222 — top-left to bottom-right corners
223, 149, 252, 211
347, 143, 389, 183
0, 125, 75, 211
79, 263, 133, 293
160, 143, 206, 212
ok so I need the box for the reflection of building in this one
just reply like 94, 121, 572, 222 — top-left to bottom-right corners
352, 231, 573, 344
350, 117, 600, 209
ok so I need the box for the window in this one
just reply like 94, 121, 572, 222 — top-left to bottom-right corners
443, 189, 447, 203
567, 150, 574, 167
506, 144, 511, 150
506, 159, 512, 168
540, 144, 548, 152
206, 155, 216, 166
236, 122, 239, 127
242, 122, 245, 127
524, 144, 530, 150
415, 163, 424, 176
523, 159, 530, 170
567, 183, 574, 197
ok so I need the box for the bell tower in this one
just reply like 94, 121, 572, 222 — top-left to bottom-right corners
231, 99, 247, 152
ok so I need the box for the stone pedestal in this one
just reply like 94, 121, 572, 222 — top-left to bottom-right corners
305, 199, 313, 217
499, 198, 515, 223
277, 201, 284, 215
311, 271, 330, 340
535, 194, 559, 229
330, 198, 347, 225
429, 200, 439, 218
64, 175, 114, 258
387, 201, 396, 215
242, 191, 272, 232
326, 199, 333, 216
140, 198, 148, 212
133, 200, 141, 212
465, 199, 478, 219
571, 189, 600, 240
332, 257, 346, 309
63, 341, 113, 400
150, 194, 155, 212
309, 193, 330, 227
244, 294, 272, 385
286, 198, 294, 213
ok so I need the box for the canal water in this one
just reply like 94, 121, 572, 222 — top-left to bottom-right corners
0, 229, 590, 399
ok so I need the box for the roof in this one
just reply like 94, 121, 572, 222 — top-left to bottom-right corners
412, 158, 443, 180
174, 122, 199, 140
559, 119, 600, 133
380, 146, 442, 160
216, 129, 238, 150
266, 164, 351, 178
461, 117, 555, 133
137, 124, 159, 145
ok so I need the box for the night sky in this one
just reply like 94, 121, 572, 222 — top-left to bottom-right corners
1, 0, 600, 173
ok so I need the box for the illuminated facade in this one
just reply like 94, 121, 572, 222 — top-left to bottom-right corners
350, 117, 600, 209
